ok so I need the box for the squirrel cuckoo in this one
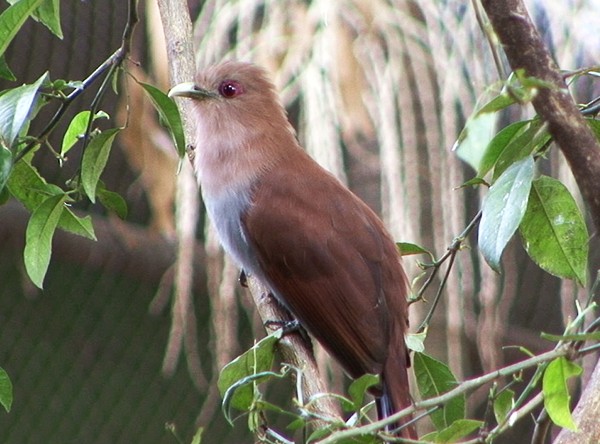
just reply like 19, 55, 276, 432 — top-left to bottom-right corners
169, 61, 415, 439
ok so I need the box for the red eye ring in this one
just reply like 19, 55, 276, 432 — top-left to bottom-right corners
218, 80, 244, 98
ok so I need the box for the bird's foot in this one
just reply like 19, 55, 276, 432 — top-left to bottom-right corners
264, 319, 301, 334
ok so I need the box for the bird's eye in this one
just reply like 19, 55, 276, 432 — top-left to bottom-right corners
218, 80, 244, 98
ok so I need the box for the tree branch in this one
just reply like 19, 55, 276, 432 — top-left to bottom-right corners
480, 0, 600, 234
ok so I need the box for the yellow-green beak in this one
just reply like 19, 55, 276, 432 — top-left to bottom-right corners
168, 82, 217, 100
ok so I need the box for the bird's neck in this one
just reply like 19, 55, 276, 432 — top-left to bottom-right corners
193, 117, 300, 199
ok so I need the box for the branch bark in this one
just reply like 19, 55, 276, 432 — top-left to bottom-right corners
480, 1, 600, 442
481, 0, 600, 233
155, 0, 341, 430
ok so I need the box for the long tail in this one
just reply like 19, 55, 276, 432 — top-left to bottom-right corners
376, 343, 417, 439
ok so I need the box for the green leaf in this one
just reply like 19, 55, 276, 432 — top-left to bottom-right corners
97, 184, 127, 219
493, 120, 550, 180
519, 176, 588, 286
0, 72, 48, 149
218, 330, 281, 415
588, 118, 600, 141
347, 374, 380, 411
0, 145, 12, 192
493, 389, 514, 425
62, 111, 91, 156
0, 0, 44, 57
81, 128, 120, 202
425, 419, 483, 443
7, 153, 58, 209
138, 81, 186, 158
478, 93, 517, 114
479, 156, 534, 271
5, 155, 95, 239
405, 330, 426, 353
190, 427, 203, 444
24, 193, 66, 288
59, 209, 96, 240
0, 184, 8, 204
453, 110, 497, 172
478, 120, 530, 178
32, 0, 62, 38
459, 177, 489, 188
413, 352, 464, 430
543, 357, 582, 431
0, 367, 12, 413
396, 242, 433, 258
0, 54, 15, 81
61, 110, 109, 156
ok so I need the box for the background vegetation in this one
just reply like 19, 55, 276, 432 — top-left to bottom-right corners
0, 0, 599, 442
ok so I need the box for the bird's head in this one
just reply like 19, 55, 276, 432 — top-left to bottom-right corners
168, 61, 298, 192
168, 61, 294, 140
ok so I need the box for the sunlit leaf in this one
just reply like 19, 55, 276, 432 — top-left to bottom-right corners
61, 110, 108, 156
32, 0, 62, 38
479, 156, 534, 271
519, 176, 588, 286
413, 352, 464, 430
453, 110, 497, 172
405, 330, 426, 353
24, 193, 66, 288
0, 72, 48, 149
0, 0, 44, 57
543, 357, 582, 431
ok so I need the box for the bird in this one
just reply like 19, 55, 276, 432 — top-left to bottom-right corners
169, 61, 416, 439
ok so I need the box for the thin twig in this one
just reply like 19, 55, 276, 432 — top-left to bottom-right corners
416, 210, 482, 331
14, 0, 138, 164
530, 408, 551, 444
317, 346, 571, 444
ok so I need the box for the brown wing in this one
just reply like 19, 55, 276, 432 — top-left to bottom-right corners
242, 153, 408, 379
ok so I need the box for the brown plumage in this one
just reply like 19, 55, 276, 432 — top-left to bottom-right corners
169, 61, 416, 439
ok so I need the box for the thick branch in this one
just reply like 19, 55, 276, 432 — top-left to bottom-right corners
481, 0, 600, 233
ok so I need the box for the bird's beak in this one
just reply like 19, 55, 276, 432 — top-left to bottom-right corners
168, 82, 217, 100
